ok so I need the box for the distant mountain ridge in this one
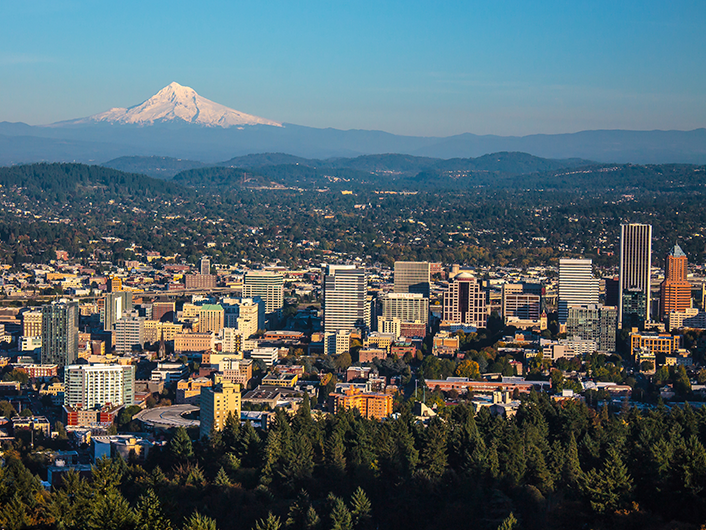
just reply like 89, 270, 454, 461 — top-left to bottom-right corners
104, 151, 592, 182
0, 82, 704, 164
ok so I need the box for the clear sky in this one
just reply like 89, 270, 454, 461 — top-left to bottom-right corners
1, 0, 705, 136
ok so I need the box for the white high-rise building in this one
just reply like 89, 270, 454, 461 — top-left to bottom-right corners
103, 291, 133, 332
223, 298, 265, 338
115, 312, 145, 354
381, 293, 429, 324
64, 364, 135, 408
323, 265, 369, 334
558, 259, 599, 323
619, 223, 652, 327
377, 317, 402, 339
243, 272, 284, 317
394, 261, 431, 298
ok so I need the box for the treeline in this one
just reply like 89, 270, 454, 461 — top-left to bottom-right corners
5, 395, 706, 529
0, 163, 183, 202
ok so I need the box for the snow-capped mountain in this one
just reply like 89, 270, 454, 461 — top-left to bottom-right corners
59, 82, 282, 128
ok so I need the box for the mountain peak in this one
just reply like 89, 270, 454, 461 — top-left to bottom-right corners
57, 83, 282, 128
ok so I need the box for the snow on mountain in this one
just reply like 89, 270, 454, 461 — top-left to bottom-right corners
61, 82, 282, 128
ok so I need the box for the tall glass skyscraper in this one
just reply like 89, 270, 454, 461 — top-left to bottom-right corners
41, 301, 79, 367
394, 261, 431, 298
619, 223, 652, 327
323, 265, 369, 334
558, 259, 599, 324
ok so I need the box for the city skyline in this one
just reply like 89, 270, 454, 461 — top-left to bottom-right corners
1, 1, 705, 136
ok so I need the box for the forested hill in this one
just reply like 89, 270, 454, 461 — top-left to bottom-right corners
102, 156, 205, 179
511, 163, 706, 191
172, 167, 285, 189
219, 151, 591, 176
0, 163, 184, 201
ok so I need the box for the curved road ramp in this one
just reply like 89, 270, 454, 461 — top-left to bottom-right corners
135, 404, 200, 429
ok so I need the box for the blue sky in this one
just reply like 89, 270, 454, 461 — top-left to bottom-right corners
1, 0, 705, 136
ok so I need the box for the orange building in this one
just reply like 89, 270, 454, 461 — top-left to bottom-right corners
660, 244, 692, 320
629, 329, 682, 359
328, 387, 393, 419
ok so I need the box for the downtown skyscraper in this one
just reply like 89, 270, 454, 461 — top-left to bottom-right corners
323, 265, 369, 334
41, 301, 79, 367
558, 258, 599, 324
619, 223, 652, 328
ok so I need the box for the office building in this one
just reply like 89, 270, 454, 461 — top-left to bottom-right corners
250, 347, 279, 366
442, 272, 487, 328
223, 298, 264, 338
22, 311, 43, 337
64, 364, 135, 409
143, 321, 183, 343
377, 317, 402, 339
629, 330, 682, 359
668, 308, 706, 330
41, 301, 79, 367
220, 327, 243, 354
394, 261, 431, 298
174, 332, 215, 354
381, 293, 429, 325
558, 259, 599, 323
200, 256, 211, 276
501, 283, 542, 324
566, 305, 618, 352
328, 387, 393, 419
115, 312, 145, 354
659, 244, 691, 320
619, 223, 652, 327
200, 382, 241, 439
103, 291, 133, 332
152, 301, 176, 322
243, 272, 284, 318
108, 276, 123, 293
185, 274, 216, 290
199, 304, 225, 334
323, 265, 369, 334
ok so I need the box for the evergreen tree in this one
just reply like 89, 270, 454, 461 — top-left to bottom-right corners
562, 432, 582, 490
183, 511, 218, 530
525, 444, 554, 494
582, 447, 634, 514
149, 466, 168, 491
324, 430, 347, 479
238, 421, 262, 467
285, 490, 313, 530
84, 487, 134, 530
282, 433, 315, 486
49, 469, 88, 530
169, 427, 195, 463
261, 429, 283, 485
304, 507, 320, 530
497, 512, 518, 530
134, 488, 173, 530
222, 412, 241, 452
420, 417, 447, 480
328, 494, 352, 530
254, 513, 282, 530
214, 467, 232, 486
90, 456, 124, 494
349, 487, 372, 529
0, 492, 31, 530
